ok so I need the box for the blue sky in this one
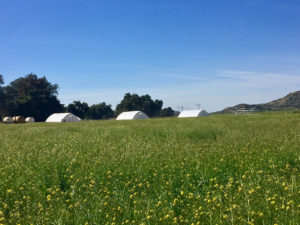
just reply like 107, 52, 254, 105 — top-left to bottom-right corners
1, 0, 300, 112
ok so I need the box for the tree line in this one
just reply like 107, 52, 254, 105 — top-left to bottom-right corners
0, 74, 175, 121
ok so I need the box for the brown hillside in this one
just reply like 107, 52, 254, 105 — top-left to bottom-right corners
217, 91, 300, 113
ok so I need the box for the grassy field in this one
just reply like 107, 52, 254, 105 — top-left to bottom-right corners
0, 112, 299, 224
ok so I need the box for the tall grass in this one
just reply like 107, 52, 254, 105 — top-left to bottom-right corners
0, 112, 299, 224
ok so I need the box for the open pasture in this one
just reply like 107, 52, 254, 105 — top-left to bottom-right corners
0, 112, 299, 224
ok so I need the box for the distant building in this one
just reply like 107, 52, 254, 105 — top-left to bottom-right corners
116, 111, 149, 120
46, 113, 81, 122
234, 108, 256, 115
178, 110, 209, 118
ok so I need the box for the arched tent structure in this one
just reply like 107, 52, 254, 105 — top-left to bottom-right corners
45, 113, 81, 122
178, 110, 209, 118
116, 111, 149, 120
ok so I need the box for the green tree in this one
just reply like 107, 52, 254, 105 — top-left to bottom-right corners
0, 74, 6, 119
116, 93, 163, 117
67, 101, 90, 119
160, 107, 175, 117
4, 74, 64, 121
0, 74, 3, 85
88, 102, 114, 120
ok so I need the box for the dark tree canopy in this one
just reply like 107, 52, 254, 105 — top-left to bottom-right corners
116, 93, 163, 117
3, 74, 64, 121
67, 101, 114, 120
88, 102, 114, 120
160, 107, 175, 117
0, 74, 3, 85
67, 101, 90, 119
0, 75, 6, 118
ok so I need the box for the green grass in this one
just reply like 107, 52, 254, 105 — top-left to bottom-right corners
0, 112, 299, 224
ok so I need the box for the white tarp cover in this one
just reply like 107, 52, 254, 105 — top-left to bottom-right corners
45, 113, 81, 122
116, 111, 149, 120
178, 110, 209, 118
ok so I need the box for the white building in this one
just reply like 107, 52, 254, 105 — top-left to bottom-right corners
178, 110, 209, 118
45, 113, 81, 122
116, 111, 149, 120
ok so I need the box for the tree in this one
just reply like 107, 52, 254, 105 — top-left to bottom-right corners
160, 107, 175, 117
116, 93, 163, 117
153, 99, 163, 116
0, 74, 6, 119
67, 101, 90, 119
4, 74, 64, 121
0, 74, 3, 85
88, 102, 114, 120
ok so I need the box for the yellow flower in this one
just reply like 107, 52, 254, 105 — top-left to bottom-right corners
47, 194, 51, 201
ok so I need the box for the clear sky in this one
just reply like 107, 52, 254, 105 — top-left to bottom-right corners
1, 0, 300, 112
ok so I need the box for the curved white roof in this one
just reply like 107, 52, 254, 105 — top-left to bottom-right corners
45, 113, 81, 122
116, 111, 149, 120
178, 110, 208, 118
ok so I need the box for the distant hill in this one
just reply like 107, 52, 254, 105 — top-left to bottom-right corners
217, 91, 300, 114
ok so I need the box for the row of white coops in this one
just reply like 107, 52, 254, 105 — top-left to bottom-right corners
44, 112, 148, 122
116, 110, 208, 120
3, 110, 208, 124
44, 110, 209, 122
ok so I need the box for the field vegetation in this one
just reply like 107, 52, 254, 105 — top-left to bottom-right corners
0, 112, 299, 224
